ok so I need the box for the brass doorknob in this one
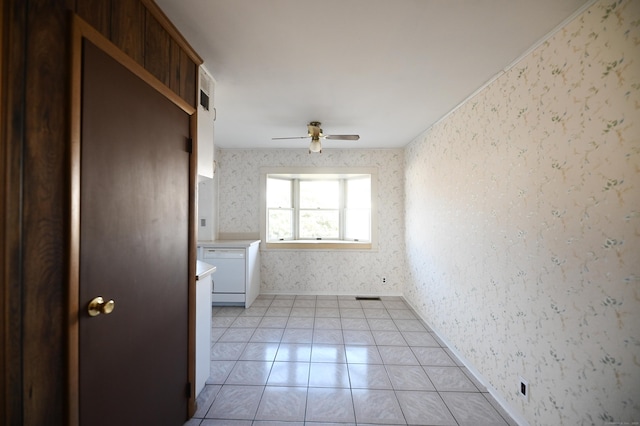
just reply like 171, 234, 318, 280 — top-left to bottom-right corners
88, 296, 115, 317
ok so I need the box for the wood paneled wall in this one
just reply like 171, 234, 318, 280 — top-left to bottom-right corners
73, 0, 199, 106
1, 1, 201, 425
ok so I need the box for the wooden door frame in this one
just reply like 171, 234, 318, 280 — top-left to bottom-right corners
68, 14, 198, 424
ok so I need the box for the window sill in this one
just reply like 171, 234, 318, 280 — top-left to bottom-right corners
264, 240, 373, 251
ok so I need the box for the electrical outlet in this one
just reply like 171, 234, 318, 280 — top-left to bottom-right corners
519, 377, 529, 402
200, 218, 206, 226
382, 277, 386, 283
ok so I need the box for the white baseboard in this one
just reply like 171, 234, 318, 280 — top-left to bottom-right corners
401, 296, 530, 426
259, 292, 404, 298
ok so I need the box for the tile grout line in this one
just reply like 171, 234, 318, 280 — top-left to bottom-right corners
203, 295, 510, 425
383, 302, 412, 426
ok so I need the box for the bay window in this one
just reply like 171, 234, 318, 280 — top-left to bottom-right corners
261, 168, 377, 250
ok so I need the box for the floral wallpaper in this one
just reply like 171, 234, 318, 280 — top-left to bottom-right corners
404, 0, 639, 424
217, 148, 406, 295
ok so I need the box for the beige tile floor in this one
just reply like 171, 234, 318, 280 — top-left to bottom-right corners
184, 295, 517, 426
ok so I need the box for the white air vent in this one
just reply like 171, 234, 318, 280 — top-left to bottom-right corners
199, 67, 214, 111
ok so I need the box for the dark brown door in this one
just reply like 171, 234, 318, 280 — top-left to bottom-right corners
79, 40, 190, 425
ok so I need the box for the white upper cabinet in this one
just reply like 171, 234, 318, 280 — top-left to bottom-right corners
197, 66, 215, 178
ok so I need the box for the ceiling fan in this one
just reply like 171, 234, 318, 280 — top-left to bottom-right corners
272, 121, 360, 153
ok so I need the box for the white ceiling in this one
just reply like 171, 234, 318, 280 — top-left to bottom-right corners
156, 0, 590, 150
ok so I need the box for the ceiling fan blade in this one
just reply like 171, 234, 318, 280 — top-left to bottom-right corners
324, 135, 360, 140
271, 136, 309, 140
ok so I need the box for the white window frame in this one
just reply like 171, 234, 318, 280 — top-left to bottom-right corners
260, 167, 378, 250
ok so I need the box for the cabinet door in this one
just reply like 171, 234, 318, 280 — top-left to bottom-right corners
197, 67, 215, 178
195, 274, 212, 395
245, 243, 261, 308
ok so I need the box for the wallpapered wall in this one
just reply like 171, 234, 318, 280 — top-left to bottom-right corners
404, 0, 639, 424
217, 149, 406, 295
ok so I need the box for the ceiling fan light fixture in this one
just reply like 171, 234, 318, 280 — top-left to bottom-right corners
309, 138, 322, 153
273, 121, 358, 153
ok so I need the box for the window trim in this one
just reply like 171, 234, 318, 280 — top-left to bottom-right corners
260, 167, 378, 251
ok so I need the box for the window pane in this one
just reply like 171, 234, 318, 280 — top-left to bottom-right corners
268, 208, 293, 240
267, 178, 291, 208
345, 209, 370, 241
299, 180, 339, 209
346, 177, 371, 208
299, 210, 339, 239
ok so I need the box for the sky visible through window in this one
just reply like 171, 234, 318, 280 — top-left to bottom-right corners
267, 175, 371, 241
